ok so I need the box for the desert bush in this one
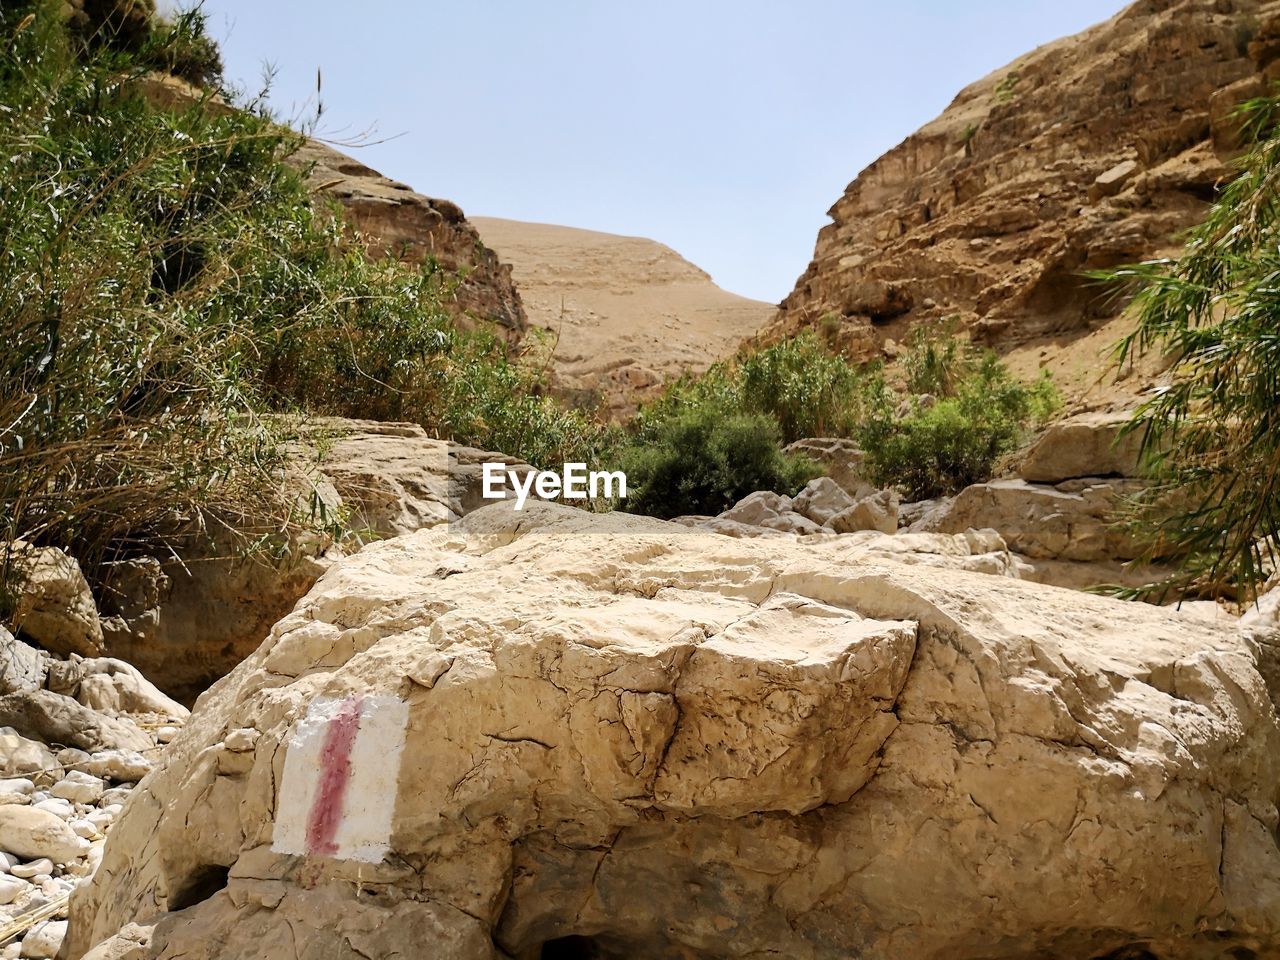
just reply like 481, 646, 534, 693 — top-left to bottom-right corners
737, 331, 862, 441
860, 347, 1059, 501
0, 2, 605, 586
622, 406, 819, 520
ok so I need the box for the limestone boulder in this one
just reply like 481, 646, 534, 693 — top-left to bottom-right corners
70, 502, 1280, 960
0, 729, 58, 780
829, 489, 900, 535
1017, 411, 1147, 483
784, 438, 874, 498
3, 543, 103, 658
0, 806, 87, 863
920, 477, 1144, 562
0, 626, 44, 696
791, 476, 857, 526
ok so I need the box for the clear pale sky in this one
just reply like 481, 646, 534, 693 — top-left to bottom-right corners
190, 1, 1129, 303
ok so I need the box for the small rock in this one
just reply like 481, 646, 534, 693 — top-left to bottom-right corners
2, 943, 20, 960
86, 809, 114, 832
50, 771, 104, 805
223, 728, 260, 752
100, 788, 131, 807
0, 874, 28, 905
10, 858, 52, 880
155, 725, 180, 744
31, 799, 73, 821
86, 750, 152, 783
0, 779, 34, 806
54, 748, 90, 769
69, 818, 97, 840
0, 806, 88, 862
20, 919, 67, 959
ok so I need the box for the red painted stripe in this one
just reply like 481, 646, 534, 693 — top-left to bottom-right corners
304, 694, 365, 857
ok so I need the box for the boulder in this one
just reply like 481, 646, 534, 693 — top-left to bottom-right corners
829, 489, 900, 534
718, 490, 792, 528
49, 656, 189, 720
0, 627, 43, 696
3, 543, 104, 657
0, 690, 152, 753
69, 502, 1280, 960
783, 438, 873, 498
51, 771, 105, 805
0, 729, 58, 780
1017, 411, 1147, 483
791, 476, 857, 526
19, 919, 66, 959
0, 806, 86, 863
920, 477, 1143, 562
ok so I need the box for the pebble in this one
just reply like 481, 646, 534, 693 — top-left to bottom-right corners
155, 725, 180, 744
100, 788, 132, 807
86, 809, 113, 832
1, 942, 17, 959
0, 807, 86, 862
69, 818, 97, 840
0, 779, 34, 806
10, 859, 52, 880
51, 770, 105, 805
20, 919, 67, 959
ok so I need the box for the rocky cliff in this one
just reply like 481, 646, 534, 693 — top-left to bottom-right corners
296, 144, 527, 341
770, 0, 1280, 403
472, 218, 772, 417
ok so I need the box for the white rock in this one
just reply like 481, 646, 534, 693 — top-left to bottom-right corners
86, 751, 151, 783
10, 859, 52, 879
222, 728, 259, 752
0, 778, 34, 807
30, 799, 72, 821
20, 919, 67, 959
54, 748, 89, 769
0, 806, 88, 862
0, 875, 28, 905
2, 943, 19, 960
50, 771, 104, 805
86, 809, 113, 832
0, 730, 57, 780
70, 818, 97, 840
155, 726, 180, 744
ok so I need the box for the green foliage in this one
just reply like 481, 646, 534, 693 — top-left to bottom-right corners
0, 2, 603, 581
622, 407, 819, 520
1096, 94, 1280, 597
858, 353, 1059, 501
994, 70, 1021, 103
737, 332, 862, 441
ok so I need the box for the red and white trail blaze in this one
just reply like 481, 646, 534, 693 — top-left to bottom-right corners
272, 694, 409, 863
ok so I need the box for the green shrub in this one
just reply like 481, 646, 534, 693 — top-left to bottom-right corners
0, 2, 604, 583
621, 407, 818, 519
737, 331, 862, 441
859, 352, 1059, 501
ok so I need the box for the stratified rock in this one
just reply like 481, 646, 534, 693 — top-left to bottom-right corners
69, 502, 1280, 960
769, 0, 1276, 400
3, 543, 104, 658
294, 143, 525, 340
0, 806, 86, 863
1017, 410, 1146, 482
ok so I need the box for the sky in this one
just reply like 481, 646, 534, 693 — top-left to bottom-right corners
188, 1, 1130, 304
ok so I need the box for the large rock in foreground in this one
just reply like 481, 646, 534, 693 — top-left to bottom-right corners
69, 503, 1280, 959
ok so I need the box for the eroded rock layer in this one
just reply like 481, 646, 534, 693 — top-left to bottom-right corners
70, 503, 1280, 960
770, 0, 1280, 400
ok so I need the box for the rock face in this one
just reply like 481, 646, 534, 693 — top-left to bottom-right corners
472, 218, 772, 417
3, 544, 104, 658
769, 0, 1280, 401
97, 419, 537, 701
70, 502, 1280, 960
295, 144, 526, 342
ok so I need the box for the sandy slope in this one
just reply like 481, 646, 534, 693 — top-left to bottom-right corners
472, 218, 772, 418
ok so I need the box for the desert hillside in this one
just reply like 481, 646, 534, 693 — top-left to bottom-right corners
473, 218, 772, 417
771, 0, 1280, 407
